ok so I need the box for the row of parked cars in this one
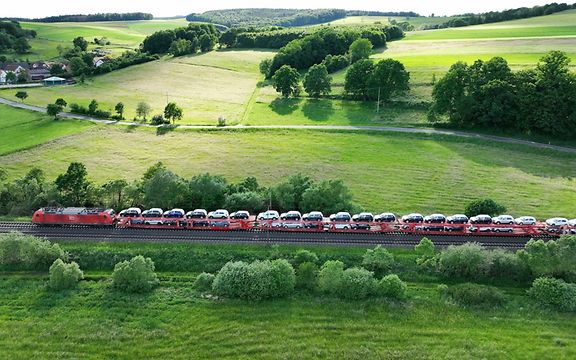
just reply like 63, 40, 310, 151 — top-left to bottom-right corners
118, 207, 576, 232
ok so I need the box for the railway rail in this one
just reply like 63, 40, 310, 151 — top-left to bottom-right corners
0, 221, 550, 249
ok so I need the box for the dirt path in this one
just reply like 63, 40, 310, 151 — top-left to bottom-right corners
2, 97, 575, 154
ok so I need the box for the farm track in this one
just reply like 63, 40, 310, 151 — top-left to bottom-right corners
0, 222, 541, 249
1, 97, 574, 154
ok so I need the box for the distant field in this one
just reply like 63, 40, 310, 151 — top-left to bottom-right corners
326, 15, 456, 29
1, 50, 274, 125
0, 105, 92, 156
1, 124, 574, 217
2, 19, 189, 60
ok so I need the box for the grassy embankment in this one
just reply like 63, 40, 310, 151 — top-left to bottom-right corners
0, 241, 575, 359
1, 105, 574, 217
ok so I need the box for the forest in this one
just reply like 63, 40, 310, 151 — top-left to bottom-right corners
25, 13, 153, 23
0, 21, 35, 54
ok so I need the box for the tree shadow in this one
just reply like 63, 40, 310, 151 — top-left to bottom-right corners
156, 125, 177, 136
269, 97, 301, 116
302, 99, 335, 122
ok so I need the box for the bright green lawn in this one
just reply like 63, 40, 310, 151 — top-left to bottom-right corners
0, 105, 92, 156
1, 125, 574, 217
0, 273, 575, 359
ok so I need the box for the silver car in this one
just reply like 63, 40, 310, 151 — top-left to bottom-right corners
514, 216, 536, 225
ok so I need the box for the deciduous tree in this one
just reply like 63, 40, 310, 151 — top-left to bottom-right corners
272, 65, 300, 97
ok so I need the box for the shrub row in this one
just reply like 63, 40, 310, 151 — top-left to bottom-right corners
0, 232, 67, 271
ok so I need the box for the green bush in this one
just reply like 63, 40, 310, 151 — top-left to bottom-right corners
529, 277, 576, 312
49, 259, 84, 290
296, 262, 318, 291
437, 242, 489, 280
464, 198, 506, 217
0, 232, 67, 271
361, 245, 394, 277
293, 249, 319, 267
111, 255, 159, 293
518, 236, 576, 280
194, 272, 215, 292
338, 267, 377, 300
212, 259, 295, 300
487, 249, 530, 281
379, 274, 407, 300
441, 283, 506, 308
415, 237, 437, 271
318, 260, 344, 294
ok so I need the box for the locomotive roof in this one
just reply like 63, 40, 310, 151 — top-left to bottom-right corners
41, 207, 108, 215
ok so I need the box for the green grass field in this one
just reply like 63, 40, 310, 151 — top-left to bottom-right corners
1, 115, 574, 217
1, 19, 189, 60
0, 105, 93, 156
1, 241, 575, 359
1, 50, 274, 125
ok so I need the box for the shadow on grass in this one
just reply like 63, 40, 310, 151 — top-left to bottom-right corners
269, 97, 301, 115
302, 99, 335, 122
156, 125, 178, 136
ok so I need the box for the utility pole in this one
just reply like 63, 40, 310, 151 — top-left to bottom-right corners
376, 87, 381, 115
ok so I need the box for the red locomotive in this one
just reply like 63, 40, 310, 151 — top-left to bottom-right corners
32, 207, 116, 227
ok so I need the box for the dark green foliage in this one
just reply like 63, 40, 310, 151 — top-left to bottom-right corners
224, 191, 265, 213
272, 65, 300, 97
187, 173, 228, 211
296, 262, 318, 291
349, 38, 373, 63
259, 58, 272, 75
34, 13, 153, 23
46, 103, 62, 119
303, 64, 332, 98
143, 169, 187, 209
379, 274, 407, 300
111, 255, 159, 293
15, 91, 28, 102
142, 24, 219, 55
91, 51, 159, 76
338, 267, 377, 300
518, 236, 576, 280
430, 52, 576, 138
0, 21, 34, 54
440, 283, 506, 308
114, 102, 124, 119
55, 162, 91, 206
345, 58, 410, 101
212, 259, 296, 300
0, 168, 49, 216
344, 59, 374, 99
361, 245, 394, 277
300, 179, 358, 214
235, 28, 306, 49
529, 277, 576, 312
49, 259, 83, 290
321, 54, 349, 73
318, 260, 344, 294
464, 198, 507, 217
415, 237, 436, 270
69, 102, 111, 119
164, 102, 183, 124
194, 272, 215, 292
0, 232, 67, 271
73, 36, 88, 51
487, 249, 530, 282
272, 173, 313, 211
55, 98, 67, 108
293, 250, 319, 267
150, 114, 169, 125
186, 8, 347, 28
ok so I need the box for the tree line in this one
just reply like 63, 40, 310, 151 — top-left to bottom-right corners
0, 21, 35, 54
428, 51, 576, 138
0, 163, 359, 217
141, 23, 219, 55
423, 2, 576, 29
24, 13, 153, 23
264, 25, 403, 77
186, 8, 348, 28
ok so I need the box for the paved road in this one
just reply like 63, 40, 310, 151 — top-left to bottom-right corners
2, 96, 575, 154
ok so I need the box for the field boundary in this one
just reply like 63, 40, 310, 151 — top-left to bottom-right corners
1, 96, 575, 154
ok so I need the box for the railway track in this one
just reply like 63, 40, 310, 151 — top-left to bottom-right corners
0, 221, 543, 249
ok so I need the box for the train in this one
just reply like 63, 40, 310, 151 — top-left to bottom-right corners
31, 207, 576, 237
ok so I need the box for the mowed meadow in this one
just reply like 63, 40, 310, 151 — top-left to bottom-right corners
1, 106, 575, 217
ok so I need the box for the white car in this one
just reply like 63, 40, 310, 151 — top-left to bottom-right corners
514, 216, 536, 225
119, 207, 141, 217
569, 219, 576, 234
142, 208, 163, 218
546, 217, 568, 226
208, 209, 229, 219
493, 215, 514, 225
258, 210, 280, 221
186, 209, 207, 219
